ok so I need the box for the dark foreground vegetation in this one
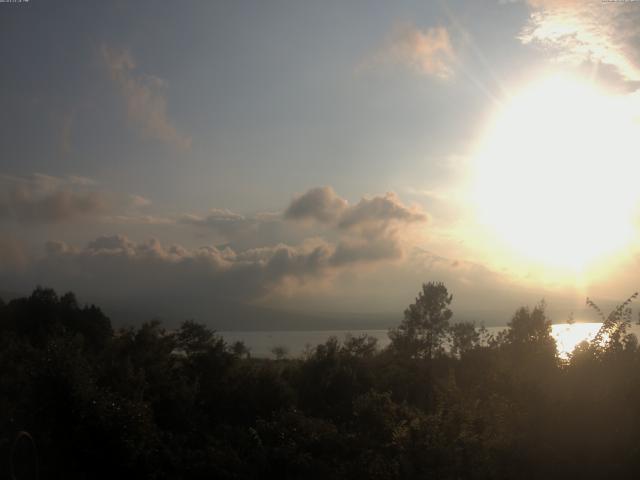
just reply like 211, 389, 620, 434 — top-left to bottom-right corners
2, 283, 640, 479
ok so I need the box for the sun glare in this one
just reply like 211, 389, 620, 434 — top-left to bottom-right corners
551, 322, 603, 359
473, 75, 640, 271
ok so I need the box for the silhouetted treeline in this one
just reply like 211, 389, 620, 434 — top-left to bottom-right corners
2, 284, 640, 479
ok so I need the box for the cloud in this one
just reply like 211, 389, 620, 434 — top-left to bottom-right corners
0, 174, 109, 223
34, 235, 334, 304
519, 0, 640, 87
67, 175, 97, 187
0, 173, 155, 224
102, 45, 191, 149
411, 248, 503, 287
128, 194, 152, 208
179, 188, 427, 260
286, 186, 429, 264
20, 217, 430, 308
0, 235, 29, 273
286, 187, 427, 232
101, 214, 174, 225
285, 186, 348, 223
181, 208, 248, 230
180, 208, 302, 250
338, 192, 427, 231
369, 24, 456, 79
330, 236, 403, 266
0, 187, 430, 315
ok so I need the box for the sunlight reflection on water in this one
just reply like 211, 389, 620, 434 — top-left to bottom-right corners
220, 323, 639, 359
551, 323, 602, 359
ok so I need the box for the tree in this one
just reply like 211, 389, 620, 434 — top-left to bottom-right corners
230, 340, 251, 359
271, 345, 289, 360
505, 302, 555, 350
586, 292, 638, 357
389, 282, 453, 360
342, 333, 378, 358
448, 321, 480, 358
498, 302, 558, 382
176, 320, 220, 356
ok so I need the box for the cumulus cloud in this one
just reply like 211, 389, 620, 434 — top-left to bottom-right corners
186, 194, 422, 266
102, 45, 191, 149
369, 24, 456, 79
286, 186, 428, 264
286, 187, 427, 232
23, 214, 432, 309
34, 235, 335, 304
179, 189, 427, 261
337, 192, 427, 232
285, 187, 348, 223
519, 0, 640, 87
0, 186, 431, 317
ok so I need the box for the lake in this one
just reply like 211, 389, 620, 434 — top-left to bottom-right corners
220, 322, 640, 359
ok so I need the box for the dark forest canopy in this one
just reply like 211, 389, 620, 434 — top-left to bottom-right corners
2, 284, 640, 479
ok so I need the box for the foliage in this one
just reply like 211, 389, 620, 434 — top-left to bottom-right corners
389, 282, 453, 359
448, 321, 481, 358
2, 285, 640, 479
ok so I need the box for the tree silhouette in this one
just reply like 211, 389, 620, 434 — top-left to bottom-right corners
5, 285, 640, 478
448, 321, 480, 358
506, 301, 553, 347
271, 345, 289, 360
587, 292, 638, 356
389, 282, 453, 359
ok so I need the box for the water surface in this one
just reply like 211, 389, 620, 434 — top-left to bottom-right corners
220, 323, 640, 359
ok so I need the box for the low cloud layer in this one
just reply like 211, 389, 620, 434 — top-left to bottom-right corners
102, 45, 191, 149
33, 227, 423, 306
0, 184, 437, 322
38, 235, 332, 303
3, 231, 523, 328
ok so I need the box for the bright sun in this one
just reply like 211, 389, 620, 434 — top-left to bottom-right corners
473, 75, 640, 271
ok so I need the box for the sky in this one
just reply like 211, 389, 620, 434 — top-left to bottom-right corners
2, 0, 640, 328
